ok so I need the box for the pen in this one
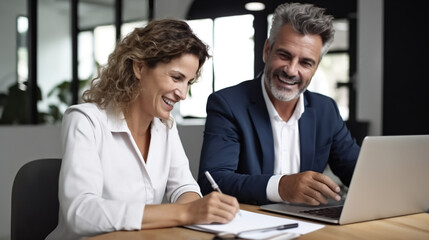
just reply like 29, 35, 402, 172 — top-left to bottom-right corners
205, 171, 222, 193
205, 171, 242, 217
259, 223, 299, 232
215, 223, 299, 239
236, 223, 299, 237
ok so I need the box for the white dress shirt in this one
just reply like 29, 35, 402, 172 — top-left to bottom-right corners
46, 103, 201, 240
261, 77, 305, 202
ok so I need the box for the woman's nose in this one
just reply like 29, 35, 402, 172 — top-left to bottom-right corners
175, 83, 188, 101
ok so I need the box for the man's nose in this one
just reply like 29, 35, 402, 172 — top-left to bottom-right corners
283, 60, 298, 76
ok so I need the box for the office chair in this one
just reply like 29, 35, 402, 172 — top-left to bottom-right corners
11, 158, 62, 240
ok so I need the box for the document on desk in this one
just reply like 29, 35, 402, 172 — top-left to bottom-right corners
185, 210, 324, 240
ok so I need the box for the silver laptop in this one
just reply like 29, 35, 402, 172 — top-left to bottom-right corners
260, 135, 429, 224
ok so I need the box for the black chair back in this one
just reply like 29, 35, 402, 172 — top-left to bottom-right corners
11, 158, 62, 240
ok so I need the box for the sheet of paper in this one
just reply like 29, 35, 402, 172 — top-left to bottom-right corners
185, 210, 324, 240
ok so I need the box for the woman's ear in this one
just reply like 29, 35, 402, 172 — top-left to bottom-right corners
133, 61, 143, 80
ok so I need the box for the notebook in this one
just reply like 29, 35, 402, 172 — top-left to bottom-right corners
260, 135, 429, 225
185, 209, 324, 240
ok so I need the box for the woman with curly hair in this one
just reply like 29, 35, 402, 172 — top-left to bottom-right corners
46, 19, 239, 240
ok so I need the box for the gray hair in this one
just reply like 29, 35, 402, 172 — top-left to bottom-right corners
268, 2, 335, 60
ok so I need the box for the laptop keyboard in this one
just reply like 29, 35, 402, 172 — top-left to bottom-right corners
300, 206, 343, 219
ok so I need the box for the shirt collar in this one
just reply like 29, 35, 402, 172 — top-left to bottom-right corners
261, 74, 305, 123
105, 106, 175, 134
105, 107, 129, 133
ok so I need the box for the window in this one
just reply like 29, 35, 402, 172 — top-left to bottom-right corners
308, 19, 350, 120
0, 16, 29, 124
213, 15, 255, 91
311, 53, 350, 120
180, 15, 254, 118
179, 19, 214, 118
16, 16, 29, 89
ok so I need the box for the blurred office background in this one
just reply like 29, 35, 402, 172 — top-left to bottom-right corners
0, 0, 428, 239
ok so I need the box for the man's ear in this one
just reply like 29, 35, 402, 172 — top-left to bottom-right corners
262, 39, 270, 63
133, 61, 143, 80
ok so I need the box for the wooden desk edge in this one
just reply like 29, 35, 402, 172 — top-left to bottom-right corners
87, 203, 429, 240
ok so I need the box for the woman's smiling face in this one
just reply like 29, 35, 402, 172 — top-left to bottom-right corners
132, 53, 199, 121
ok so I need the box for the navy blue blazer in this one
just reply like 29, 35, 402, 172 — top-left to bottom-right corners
198, 77, 360, 205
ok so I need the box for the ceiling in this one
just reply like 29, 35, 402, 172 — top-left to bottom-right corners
187, 0, 357, 20
39, 0, 149, 29
37, 0, 356, 30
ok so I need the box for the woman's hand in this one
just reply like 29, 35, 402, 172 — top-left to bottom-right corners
182, 191, 240, 225
141, 192, 239, 229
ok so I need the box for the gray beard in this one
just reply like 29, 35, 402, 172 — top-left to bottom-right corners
265, 77, 304, 102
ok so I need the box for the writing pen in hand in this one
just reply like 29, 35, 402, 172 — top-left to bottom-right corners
205, 171, 241, 216
205, 171, 222, 193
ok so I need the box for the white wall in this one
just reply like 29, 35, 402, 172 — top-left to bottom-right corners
0, 1, 383, 239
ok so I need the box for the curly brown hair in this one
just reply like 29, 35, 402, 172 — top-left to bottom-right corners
82, 19, 210, 112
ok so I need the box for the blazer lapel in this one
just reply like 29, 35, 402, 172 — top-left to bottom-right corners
248, 79, 274, 174
299, 95, 316, 171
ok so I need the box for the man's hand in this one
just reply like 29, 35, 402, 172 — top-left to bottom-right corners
278, 171, 341, 205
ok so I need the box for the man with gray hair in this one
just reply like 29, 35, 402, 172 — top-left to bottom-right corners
198, 2, 360, 205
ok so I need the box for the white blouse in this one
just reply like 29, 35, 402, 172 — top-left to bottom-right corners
46, 103, 201, 240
